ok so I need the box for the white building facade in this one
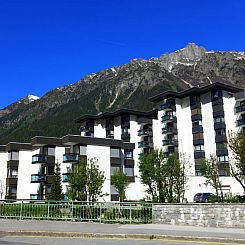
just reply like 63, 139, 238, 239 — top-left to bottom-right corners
0, 82, 245, 202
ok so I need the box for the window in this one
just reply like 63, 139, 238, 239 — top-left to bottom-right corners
122, 127, 129, 134
110, 148, 121, 158
218, 155, 229, 162
166, 98, 175, 105
8, 151, 19, 161
192, 120, 202, 127
121, 115, 130, 125
110, 166, 121, 175
215, 129, 226, 136
47, 166, 54, 175
212, 90, 222, 100
8, 186, 17, 194
65, 147, 70, 154
47, 147, 55, 156
124, 166, 134, 176
106, 119, 114, 127
166, 110, 176, 116
8, 168, 18, 178
214, 116, 225, 123
124, 149, 133, 159
45, 185, 52, 194
193, 133, 204, 140
190, 95, 200, 105
80, 145, 87, 155
194, 145, 204, 152
73, 145, 80, 154
191, 108, 202, 115
195, 170, 202, 176
240, 100, 245, 106
110, 185, 119, 194
216, 142, 227, 149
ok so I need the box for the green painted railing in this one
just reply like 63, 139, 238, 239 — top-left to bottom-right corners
0, 200, 153, 224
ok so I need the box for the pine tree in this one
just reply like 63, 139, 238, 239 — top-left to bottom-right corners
47, 161, 64, 201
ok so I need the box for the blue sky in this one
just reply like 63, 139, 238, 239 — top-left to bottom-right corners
0, 0, 244, 108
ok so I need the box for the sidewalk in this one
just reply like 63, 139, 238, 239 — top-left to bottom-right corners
0, 219, 245, 244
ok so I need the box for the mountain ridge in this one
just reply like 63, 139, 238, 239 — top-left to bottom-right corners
0, 43, 245, 144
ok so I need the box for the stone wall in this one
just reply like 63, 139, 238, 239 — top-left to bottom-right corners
153, 204, 245, 228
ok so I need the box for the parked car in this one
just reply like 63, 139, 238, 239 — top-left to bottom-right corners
194, 193, 217, 203
236, 195, 245, 203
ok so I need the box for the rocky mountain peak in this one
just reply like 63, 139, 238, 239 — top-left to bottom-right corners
159, 43, 206, 71
0, 43, 245, 143
23, 94, 40, 103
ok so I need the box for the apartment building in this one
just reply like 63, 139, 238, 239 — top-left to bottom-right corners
150, 82, 244, 199
0, 82, 245, 202
0, 135, 135, 202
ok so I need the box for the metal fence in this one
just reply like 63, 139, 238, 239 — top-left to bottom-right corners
0, 200, 153, 224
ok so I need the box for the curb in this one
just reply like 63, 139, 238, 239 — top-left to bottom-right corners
0, 231, 245, 244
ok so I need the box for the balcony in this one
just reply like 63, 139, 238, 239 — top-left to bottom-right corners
162, 127, 177, 134
160, 103, 176, 111
237, 118, 245, 127
63, 153, 79, 163
216, 148, 228, 156
31, 174, 46, 183
191, 114, 202, 121
138, 129, 152, 137
212, 97, 223, 106
190, 101, 201, 110
106, 133, 114, 139
192, 126, 203, 134
30, 194, 42, 200
32, 154, 47, 164
62, 173, 70, 182
162, 139, 178, 146
215, 135, 227, 143
194, 151, 205, 159
161, 115, 177, 123
121, 121, 130, 128
121, 133, 130, 142
235, 105, 245, 114
214, 122, 226, 130
162, 151, 177, 158
138, 141, 153, 148
80, 125, 94, 133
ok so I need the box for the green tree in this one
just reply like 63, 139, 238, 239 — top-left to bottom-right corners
47, 162, 64, 201
200, 156, 224, 202
68, 158, 105, 202
139, 149, 164, 202
87, 158, 106, 203
68, 157, 87, 201
228, 132, 245, 192
164, 154, 187, 203
111, 170, 129, 202
139, 150, 188, 203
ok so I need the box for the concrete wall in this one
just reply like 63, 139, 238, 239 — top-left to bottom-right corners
87, 144, 111, 202
201, 92, 216, 157
153, 204, 245, 228
94, 119, 106, 138
176, 97, 194, 175
0, 152, 8, 199
17, 150, 38, 199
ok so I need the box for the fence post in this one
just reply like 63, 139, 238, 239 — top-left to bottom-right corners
129, 203, 132, 224
20, 200, 23, 220
99, 202, 102, 223
47, 201, 50, 220
151, 203, 154, 224
71, 201, 74, 221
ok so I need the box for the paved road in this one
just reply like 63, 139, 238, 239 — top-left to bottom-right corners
0, 219, 245, 244
0, 236, 236, 245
